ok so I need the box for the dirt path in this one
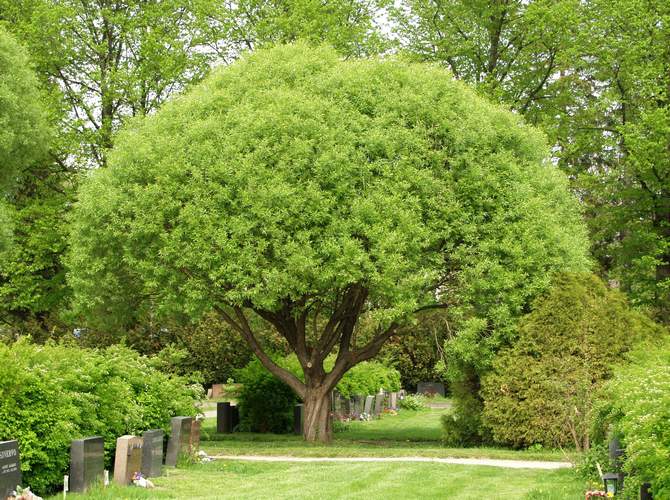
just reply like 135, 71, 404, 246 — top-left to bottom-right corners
209, 454, 572, 470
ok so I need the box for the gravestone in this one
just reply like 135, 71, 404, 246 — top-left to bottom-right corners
113, 435, 143, 486
206, 388, 213, 399
232, 405, 240, 430
374, 393, 384, 416
390, 392, 398, 410
294, 404, 304, 435
211, 384, 224, 399
217, 402, 234, 433
141, 429, 164, 478
190, 419, 202, 453
0, 440, 21, 498
165, 417, 192, 467
70, 436, 104, 493
364, 396, 374, 415
416, 382, 445, 397
342, 398, 351, 418
352, 395, 364, 416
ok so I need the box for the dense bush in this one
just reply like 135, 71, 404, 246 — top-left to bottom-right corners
480, 273, 662, 449
333, 360, 401, 398
235, 356, 300, 433
236, 355, 401, 432
593, 342, 670, 498
0, 339, 199, 495
399, 393, 427, 411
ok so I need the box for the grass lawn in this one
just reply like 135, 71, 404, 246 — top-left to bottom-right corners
48, 406, 585, 499
52, 460, 584, 499
200, 408, 575, 462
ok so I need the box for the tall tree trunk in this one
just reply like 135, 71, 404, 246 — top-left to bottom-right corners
303, 386, 332, 443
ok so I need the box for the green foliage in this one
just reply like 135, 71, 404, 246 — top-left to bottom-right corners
480, 273, 663, 449
235, 357, 300, 433
0, 339, 199, 495
381, 310, 449, 390
398, 393, 426, 411
593, 341, 670, 498
441, 367, 490, 446
0, 26, 49, 193
68, 43, 588, 359
334, 360, 400, 398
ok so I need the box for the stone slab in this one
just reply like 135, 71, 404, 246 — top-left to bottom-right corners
165, 417, 192, 467
374, 393, 384, 416
70, 436, 104, 493
113, 435, 143, 486
416, 382, 445, 397
364, 396, 374, 415
141, 430, 164, 478
0, 440, 21, 498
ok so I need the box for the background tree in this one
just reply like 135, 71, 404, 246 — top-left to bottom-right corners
480, 273, 664, 450
67, 44, 589, 442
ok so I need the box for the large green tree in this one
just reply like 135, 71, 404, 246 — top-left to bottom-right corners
0, 27, 50, 260
67, 45, 589, 442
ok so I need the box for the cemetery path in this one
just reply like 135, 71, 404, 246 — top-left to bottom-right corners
208, 454, 573, 470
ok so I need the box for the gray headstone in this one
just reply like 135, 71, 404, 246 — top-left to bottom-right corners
70, 436, 104, 493
0, 440, 21, 498
416, 382, 445, 397
364, 395, 374, 415
390, 392, 398, 410
374, 393, 384, 416
113, 435, 143, 486
353, 395, 364, 415
141, 430, 164, 478
165, 417, 192, 467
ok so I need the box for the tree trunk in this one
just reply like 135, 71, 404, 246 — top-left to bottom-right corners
303, 387, 332, 443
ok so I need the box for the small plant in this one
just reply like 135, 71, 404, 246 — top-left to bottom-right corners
399, 393, 426, 411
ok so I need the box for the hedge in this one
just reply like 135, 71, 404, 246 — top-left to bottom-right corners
0, 339, 199, 495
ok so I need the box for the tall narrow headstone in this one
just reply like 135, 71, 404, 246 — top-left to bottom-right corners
141, 430, 164, 478
190, 419, 202, 453
217, 402, 233, 433
165, 417, 192, 467
70, 436, 104, 493
294, 404, 304, 435
113, 435, 143, 486
390, 392, 398, 410
374, 393, 384, 416
353, 395, 364, 416
232, 405, 240, 430
364, 396, 374, 415
0, 440, 21, 498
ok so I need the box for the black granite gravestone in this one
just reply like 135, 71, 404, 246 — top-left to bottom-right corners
70, 436, 104, 493
217, 402, 233, 433
294, 404, 304, 435
0, 440, 21, 498
141, 429, 164, 477
165, 416, 192, 467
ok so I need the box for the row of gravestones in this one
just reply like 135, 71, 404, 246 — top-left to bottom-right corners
331, 390, 407, 420
0, 416, 200, 497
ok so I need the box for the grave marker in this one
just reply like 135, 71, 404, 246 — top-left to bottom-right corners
113, 435, 143, 486
141, 430, 164, 478
70, 436, 104, 493
374, 393, 384, 416
390, 392, 398, 410
217, 402, 233, 433
165, 417, 192, 467
190, 418, 202, 453
364, 396, 374, 415
417, 382, 445, 397
0, 440, 21, 499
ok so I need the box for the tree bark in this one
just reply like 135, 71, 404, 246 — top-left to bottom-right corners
303, 386, 332, 442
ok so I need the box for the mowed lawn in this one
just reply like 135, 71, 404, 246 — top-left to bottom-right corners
55, 460, 584, 499
53, 407, 585, 499
201, 408, 574, 462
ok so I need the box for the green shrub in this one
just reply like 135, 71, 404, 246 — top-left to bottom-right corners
480, 273, 662, 450
0, 339, 199, 495
235, 355, 401, 433
399, 393, 426, 411
593, 341, 670, 498
441, 365, 492, 446
235, 357, 300, 433
334, 360, 401, 398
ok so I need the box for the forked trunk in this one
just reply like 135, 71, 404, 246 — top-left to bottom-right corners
303, 388, 332, 443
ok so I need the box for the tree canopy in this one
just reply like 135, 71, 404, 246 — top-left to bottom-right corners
68, 44, 589, 441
